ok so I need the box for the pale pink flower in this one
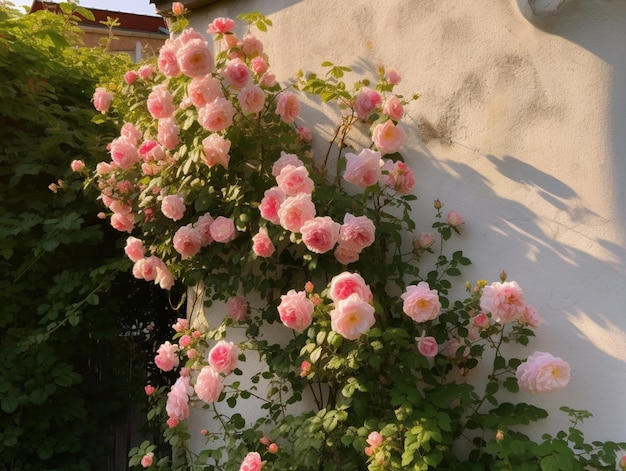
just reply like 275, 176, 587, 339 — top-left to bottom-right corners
297, 125, 313, 143
366, 431, 383, 448
242, 33, 263, 57
353, 87, 382, 120
195, 366, 223, 402
401, 282, 441, 322
519, 304, 543, 328
157, 117, 179, 150
383, 95, 404, 121
250, 56, 268, 75
277, 193, 316, 232
110, 212, 134, 233
330, 293, 376, 340
70, 160, 85, 172
385, 68, 401, 85
161, 194, 186, 221
171, 1, 184, 15
260, 72, 276, 88
93, 87, 113, 113
417, 336, 438, 358
272, 151, 303, 177
278, 290, 314, 332
198, 98, 236, 132
389, 161, 415, 194
208, 340, 238, 375
138, 64, 154, 79
417, 232, 434, 249
239, 452, 264, 471
158, 40, 181, 77
124, 70, 138, 84
301, 216, 340, 254
155, 341, 179, 372
140, 452, 154, 468
223, 33, 240, 49
124, 236, 145, 262
442, 337, 464, 359
194, 212, 214, 246
252, 227, 275, 257
334, 244, 360, 265
339, 214, 375, 253
172, 318, 189, 332
120, 122, 141, 144
177, 37, 214, 78
276, 165, 314, 196
166, 375, 191, 421
155, 260, 175, 290
210, 216, 236, 242
238, 85, 265, 113
472, 312, 490, 329
96, 161, 114, 175
188, 75, 223, 108
109, 137, 139, 170
516, 351, 570, 394
373, 120, 406, 155
147, 85, 175, 119
173, 224, 202, 259
202, 134, 231, 168
328, 272, 372, 303
223, 59, 252, 90
227, 295, 248, 322
207, 17, 236, 34
479, 281, 526, 324
259, 186, 286, 224
446, 210, 463, 227
275, 91, 300, 123
344, 149, 382, 188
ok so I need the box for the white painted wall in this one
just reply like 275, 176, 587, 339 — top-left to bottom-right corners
186, 0, 626, 445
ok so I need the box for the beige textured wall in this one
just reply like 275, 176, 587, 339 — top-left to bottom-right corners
187, 0, 626, 443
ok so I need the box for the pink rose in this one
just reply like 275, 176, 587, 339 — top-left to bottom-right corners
177, 37, 214, 78
339, 213, 375, 253
226, 295, 248, 322
171, 1, 184, 15
275, 91, 300, 123
401, 282, 441, 322
276, 165, 314, 196
194, 212, 214, 246
366, 431, 383, 448
121, 122, 141, 144
158, 40, 180, 77
389, 161, 415, 194
328, 272, 372, 303
92, 87, 113, 113
173, 224, 202, 259
239, 452, 264, 471
479, 281, 525, 324
157, 117, 179, 150
144, 385, 155, 396
147, 85, 175, 119
238, 85, 265, 114
298, 125, 313, 143
330, 293, 376, 340
202, 134, 231, 168
161, 194, 186, 221
110, 212, 134, 233
385, 68, 401, 85
277, 193, 316, 233
372, 120, 406, 155
417, 336, 438, 358
140, 452, 154, 468
278, 289, 314, 332
259, 186, 286, 224
172, 318, 189, 332
272, 151, 304, 177
334, 244, 360, 265
353, 87, 382, 120
154, 341, 179, 372
138, 64, 154, 79
198, 97, 236, 132
344, 149, 382, 188
301, 216, 340, 254
208, 340, 238, 375
124, 236, 145, 262
516, 351, 570, 394
223, 59, 252, 90
109, 137, 139, 170
252, 227, 275, 257
519, 304, 543, 328
70, 159, 85, 172
188, 75, 223, 108
472, 312, 490, 329
260, 72, 276, 88
195, 366, 223, 402
383, 96, 404, 121
210, 216, 236, 243
242, 33, 263, 57
250, 56, 268, 75
166, 375, 191, 421
207, 17, 236, 34
417, 232, 434, 249
124, 70, 138, 84
446, 210, 463, 227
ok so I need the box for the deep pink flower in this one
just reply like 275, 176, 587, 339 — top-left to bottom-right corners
144, 385, 155, 396
140, 452, 154, 468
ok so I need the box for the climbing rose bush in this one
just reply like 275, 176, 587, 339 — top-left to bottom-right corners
85, 10, 626, 471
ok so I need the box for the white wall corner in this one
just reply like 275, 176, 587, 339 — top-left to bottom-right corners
515, 0, 574, 19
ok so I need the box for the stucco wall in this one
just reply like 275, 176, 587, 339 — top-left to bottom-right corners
186, 0, 626, 444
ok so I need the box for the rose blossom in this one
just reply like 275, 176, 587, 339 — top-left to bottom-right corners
124, 70, 138, 84
301, 216, 340, 254
144, 385, 155, 396
276, 165, 314, 196
330, 293, 376, 340
252, 227, 275, 257
278, 193, 316, 233
110, 212, 134, 233
198, 97, 236, 132
195, 366, 223, 402
385, 67, 401, 85
516, 351, 570, 394
158, 40, 180, 77
210, 216, 236, 243
275, 91, 300, 123
238, 85, 265, 113
239, 452, 263, 471
260, 72, 276, 87
172, 318, 189, 332
147, 85, 175, 119
272, 151, 304, 177
155, 259, 175, 290
161, 194, 186, 221
188, 75, 223, 108
387, 161, 415, 194
177, 37, 214, 78
472, 312, 490, 329
178, 334, 191, 348
334, 244, 360, 265
417, 232, 434, 249
109, 137, 138, 170
367, 431, 383, 448
227, 295, 248, 322
93, 87, 113, 113
250, 56, 268, 74
300, 360, 311, 377
70, 159, 85, 172
138, 64, 154, 79
417, 336, 438, 358
208, 340, 238, 375
446, 210, 463, 227
353, 87, 382, 120
383, 95, 404, 121
328, 272, 372, 303
479, 281, 526, 324
157, 117, 179, 150
140, 452, 154, 468
207, 17, 236, 34
259, 186, 286, 224
173, 224, 202, 259
154, 341, 179, 372
298, 125, 313, 143
124, 236, 145, 262
242, 33, 263, 57
372, 120, 406, 155
401, 282, 441, 322
194, 212, 214, 246
202, 134, 231, 168
223, 59, 252, 90
171, 1, 184, 15
339, 214, 375, 253
278, 289, 314, 332
344, 149, 382, 188
519, 304, 543, 328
